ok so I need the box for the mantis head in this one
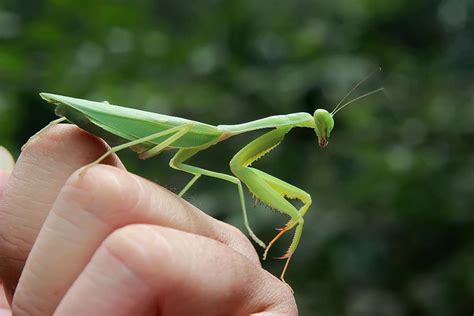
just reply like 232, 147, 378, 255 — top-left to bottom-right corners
313, 109, 334, 148
313, 67, 385, 148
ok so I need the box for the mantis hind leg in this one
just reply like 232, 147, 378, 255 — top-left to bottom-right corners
22, 117, 68, 151
169, 148, 266, 248
80, 124, 193, 175
230, 127, 309, 284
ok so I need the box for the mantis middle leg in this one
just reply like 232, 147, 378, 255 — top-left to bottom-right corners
229, 127, 312, 283
169, 147, 266, 249
80, 124, 193, 174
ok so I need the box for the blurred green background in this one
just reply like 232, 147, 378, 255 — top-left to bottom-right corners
0, 0, 473, 315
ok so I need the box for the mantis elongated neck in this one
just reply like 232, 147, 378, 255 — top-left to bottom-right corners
218, 112, 315, 135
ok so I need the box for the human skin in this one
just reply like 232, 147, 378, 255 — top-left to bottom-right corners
0, 125, 297, 316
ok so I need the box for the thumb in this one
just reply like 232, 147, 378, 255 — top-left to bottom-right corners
0, 146, 15, 307
0, 146, 15, 198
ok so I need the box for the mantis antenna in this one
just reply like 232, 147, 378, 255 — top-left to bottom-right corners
330, 66, 382, 116
331, 87, 385, 116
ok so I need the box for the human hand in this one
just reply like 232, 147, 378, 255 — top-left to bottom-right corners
0, 146, 15, 316
0, 126, 297, 315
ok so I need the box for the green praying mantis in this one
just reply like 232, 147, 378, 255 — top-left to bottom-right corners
26, 70, 383, 287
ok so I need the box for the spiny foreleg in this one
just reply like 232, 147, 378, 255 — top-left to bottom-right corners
230, 127, 310, 286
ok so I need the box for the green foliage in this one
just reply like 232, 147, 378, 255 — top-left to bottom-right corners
1, 0, 473, 314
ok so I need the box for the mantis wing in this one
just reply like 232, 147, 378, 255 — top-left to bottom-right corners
40, 93, 222, 149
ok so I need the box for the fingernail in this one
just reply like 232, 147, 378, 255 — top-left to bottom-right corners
0, 146, 15, 173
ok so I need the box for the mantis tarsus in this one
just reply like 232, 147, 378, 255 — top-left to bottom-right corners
27, 71, 383, 287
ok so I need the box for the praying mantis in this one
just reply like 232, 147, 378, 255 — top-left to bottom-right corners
28, 71, 383, 287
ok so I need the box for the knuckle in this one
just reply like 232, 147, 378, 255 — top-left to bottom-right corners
263, 282, 298, 315
221, 223, 259, 263
229, 224, 250, 244
102, 225, 140, 253
57, 165, 141, 227
102, 224, 171, 267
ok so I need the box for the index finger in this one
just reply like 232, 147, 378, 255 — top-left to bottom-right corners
56, 224, 296, 316
14, 164, 260, 315
0, 125, 124, 302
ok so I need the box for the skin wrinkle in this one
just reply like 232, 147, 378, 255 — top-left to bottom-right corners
118, 172, 147, 221
132, 175, 165, 225
166, 229, 213, 303
1, 190, 50, 214
219, 224, 260, 265
42, 166, 140, 241
55, 235, 161, 315
100, 168, 146, 227
15, 267, 63, 316
0, 256, 23, 265
13, 289, 52, 316
139, 232, 201, 313
18, 152, 76, 191
0, 209, 35, 260
88, 165, 256, 266
153, 190, 247, 261
55, 179, 117, 233
154, 229, 262, 315
10, 297, 33, 316
101, 226, 176, 298
67, 167, 142, 229
40, 218, 90, 251
80, 246, 153, 312
0, 231, 30, 259
1, 173, 53, 232
248, 277, 286, 313
146, 183, 179, 223
0, 199, 49, 231
145, 178, 196, 226
16, 153, 62, 179
18, 242, 87, 313
92, 165, 258, 264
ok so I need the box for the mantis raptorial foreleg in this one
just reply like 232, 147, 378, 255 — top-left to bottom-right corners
248, 168, 312, 260
169, 148, 266, 248
80, 124, 193, 175
230, 127, 308, 284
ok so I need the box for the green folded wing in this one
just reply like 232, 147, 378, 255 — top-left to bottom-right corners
40, 93, 222, 149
